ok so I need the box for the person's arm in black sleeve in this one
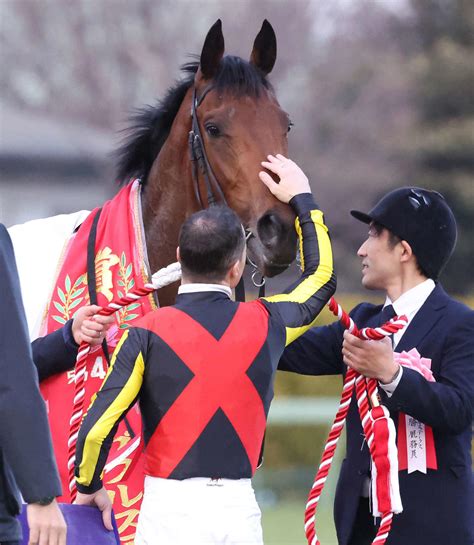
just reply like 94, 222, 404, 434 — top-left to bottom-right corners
0, 224, 62, 501
32, 305, 115, 382
278, 302, 369, 376
278, 320, 345, 375
256, 155, 337, 348
32, 320, 78, 381
260, 195, 336, 344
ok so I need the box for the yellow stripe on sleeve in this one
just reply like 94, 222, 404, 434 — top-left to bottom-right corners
296, 216, 304, 272
77, 337, 145, 487
263, 209, 334, 346
284, 314, 325, 346
87, 328, 131, 408
265, 211, 333, 305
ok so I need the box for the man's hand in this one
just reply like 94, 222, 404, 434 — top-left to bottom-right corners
342, 331, 400, 384
27, 500, 67, 545
259, 154, 311, 203
75, 487, 113, 531
72, 305, 115, 346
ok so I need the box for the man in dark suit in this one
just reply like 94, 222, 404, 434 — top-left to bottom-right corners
280, 187, 473, 545
0, 224, 67, 545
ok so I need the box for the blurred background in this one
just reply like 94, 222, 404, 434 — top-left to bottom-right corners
1, 1, 472, 543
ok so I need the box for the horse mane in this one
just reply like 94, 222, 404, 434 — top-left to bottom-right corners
115, 56, 273, 185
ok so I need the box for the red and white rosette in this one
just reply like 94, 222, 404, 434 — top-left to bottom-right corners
394, 349, 437, 474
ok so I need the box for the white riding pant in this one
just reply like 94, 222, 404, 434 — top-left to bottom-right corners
135, 476, 263, 545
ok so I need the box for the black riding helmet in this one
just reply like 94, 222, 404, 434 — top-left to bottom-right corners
350, 187, 457, 280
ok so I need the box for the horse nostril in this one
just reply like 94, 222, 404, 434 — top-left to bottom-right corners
257, 213, 283, 248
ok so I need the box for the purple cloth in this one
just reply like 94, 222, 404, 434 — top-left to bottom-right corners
18, 503, 120, 545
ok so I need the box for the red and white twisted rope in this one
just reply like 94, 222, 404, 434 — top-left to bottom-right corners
304, 296, 407, 545
68, 263, 181, 500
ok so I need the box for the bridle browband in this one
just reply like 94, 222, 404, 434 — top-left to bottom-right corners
188, 84, 265, 293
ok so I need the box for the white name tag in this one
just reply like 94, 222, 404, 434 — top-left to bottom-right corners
406, 415, 427, 474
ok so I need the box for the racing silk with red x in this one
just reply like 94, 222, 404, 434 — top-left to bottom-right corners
75, 194, 336, 492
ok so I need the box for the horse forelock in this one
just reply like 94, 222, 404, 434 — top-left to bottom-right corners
115, 56, 273, 186
209, 56, 273, 97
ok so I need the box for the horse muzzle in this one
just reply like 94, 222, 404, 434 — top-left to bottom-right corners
246, 229, 296, 278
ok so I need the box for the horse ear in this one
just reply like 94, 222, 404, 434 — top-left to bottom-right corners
198, 19, 225, 81
250, 19, 277, 75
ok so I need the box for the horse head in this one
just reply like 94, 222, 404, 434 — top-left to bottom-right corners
190, 19, 297, 277
117, 20, 298, 303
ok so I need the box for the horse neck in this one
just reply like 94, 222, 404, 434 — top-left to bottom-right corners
141, 89, 198, 305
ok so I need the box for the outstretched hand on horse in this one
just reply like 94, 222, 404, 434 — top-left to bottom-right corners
71, 305, 115, 346
259, 154, 311, 203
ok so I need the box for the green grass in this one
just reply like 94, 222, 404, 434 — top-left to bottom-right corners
262, 500, 337, 545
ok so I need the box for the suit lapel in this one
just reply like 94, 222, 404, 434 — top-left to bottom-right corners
394, 283, 448, 353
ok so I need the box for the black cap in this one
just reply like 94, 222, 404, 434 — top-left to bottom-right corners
351, 187, 457, 279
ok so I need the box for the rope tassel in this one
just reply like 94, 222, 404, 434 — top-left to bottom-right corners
305, 297, 407, 545
370, 406, 403, 517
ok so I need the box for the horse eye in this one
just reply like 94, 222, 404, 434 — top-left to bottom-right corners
205, 124, 221, 137
287, 121, 294, 133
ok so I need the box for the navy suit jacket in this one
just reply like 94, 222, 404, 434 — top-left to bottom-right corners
0, 224, 62, 542
279, 284, 474, 545
31, 320, 78, 382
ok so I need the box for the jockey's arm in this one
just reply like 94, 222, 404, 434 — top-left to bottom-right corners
74, 327, 146, 494
260, 194, 336, 346
258, 155, 336, 346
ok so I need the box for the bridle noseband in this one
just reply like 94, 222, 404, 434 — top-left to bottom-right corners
188, 85, 265, 293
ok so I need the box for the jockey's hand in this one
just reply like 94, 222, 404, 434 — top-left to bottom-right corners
75, 487, 113, 531
27, 499, 67, 545
72, 305, 115, 346
259, 154, 311, 203
342, 331, 400, 384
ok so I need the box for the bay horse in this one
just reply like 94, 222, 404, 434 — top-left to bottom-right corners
116, 18, 296, 306
18, 18, 298, 545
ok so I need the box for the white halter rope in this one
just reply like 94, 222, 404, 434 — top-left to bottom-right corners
304, 297, 407, 545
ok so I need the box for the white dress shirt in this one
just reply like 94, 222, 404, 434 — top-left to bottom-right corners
358, 279, 437, 496
379, 278, 436, 396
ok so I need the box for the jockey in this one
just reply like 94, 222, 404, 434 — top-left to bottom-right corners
74, 154, 337, 545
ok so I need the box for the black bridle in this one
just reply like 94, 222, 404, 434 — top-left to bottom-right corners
187, 85, 265, 296
188, 86, 227, 208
